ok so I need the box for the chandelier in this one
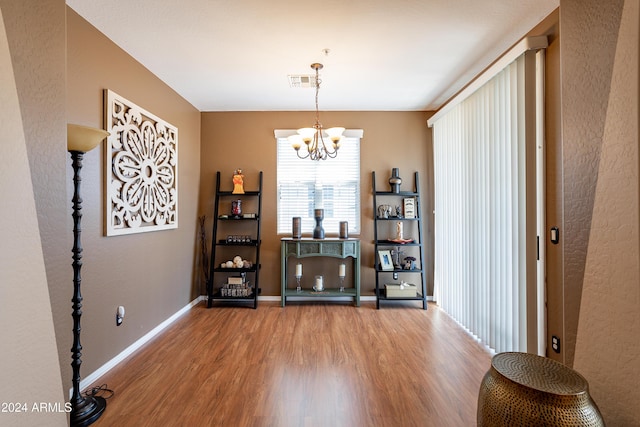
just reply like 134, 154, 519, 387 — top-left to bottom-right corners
288, 63, 345, 160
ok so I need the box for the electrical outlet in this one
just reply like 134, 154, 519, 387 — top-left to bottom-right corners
116, 305, 125, 326
551, 335, 560, 353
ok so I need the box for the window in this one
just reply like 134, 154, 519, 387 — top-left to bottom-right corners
275, 130, 363, 235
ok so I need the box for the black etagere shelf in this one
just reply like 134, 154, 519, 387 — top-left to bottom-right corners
206, 171, 263, 308
372, 170, 427, 310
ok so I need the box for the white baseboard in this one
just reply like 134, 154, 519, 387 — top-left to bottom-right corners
72, 296, 204, 397
258, 295, 281, 302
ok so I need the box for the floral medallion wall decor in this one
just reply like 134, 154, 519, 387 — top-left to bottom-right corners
105, 89, 178, 236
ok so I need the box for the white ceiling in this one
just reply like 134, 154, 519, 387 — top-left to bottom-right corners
66, 0, 558, 112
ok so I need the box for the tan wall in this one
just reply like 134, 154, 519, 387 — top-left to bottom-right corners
0, 1, 67, 425
561, 0, 640, 425
200, 111, 434, 298
66, 8, 202, 377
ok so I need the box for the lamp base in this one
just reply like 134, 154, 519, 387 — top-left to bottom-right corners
71, 396, 106, 427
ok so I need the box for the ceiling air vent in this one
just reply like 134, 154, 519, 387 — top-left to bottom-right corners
288, 74, 317, 88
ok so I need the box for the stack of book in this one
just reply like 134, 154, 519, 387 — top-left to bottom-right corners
220, 276, 252, 297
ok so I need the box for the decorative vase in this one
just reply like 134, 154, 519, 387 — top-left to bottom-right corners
313, 209, 325, 239
231, 199, 242, 217
389, 168, 402, 193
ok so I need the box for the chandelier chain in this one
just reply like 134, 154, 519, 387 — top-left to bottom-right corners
314, 67, 322, 128
288, 62, 345, 160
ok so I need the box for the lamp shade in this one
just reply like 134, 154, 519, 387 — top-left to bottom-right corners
288, 134, 303, 150
297, 127, 316, 142
325, 127, 345, 141
67, 124, 109, 153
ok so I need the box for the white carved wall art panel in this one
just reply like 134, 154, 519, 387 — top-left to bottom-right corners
105, 89, 178, 236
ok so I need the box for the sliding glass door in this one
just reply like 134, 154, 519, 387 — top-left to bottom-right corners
429, 43, 546, 354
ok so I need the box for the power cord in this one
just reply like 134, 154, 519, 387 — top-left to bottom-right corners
82, 384, 114, 400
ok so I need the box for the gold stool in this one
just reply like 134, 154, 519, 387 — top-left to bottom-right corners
478, 352, 604, 426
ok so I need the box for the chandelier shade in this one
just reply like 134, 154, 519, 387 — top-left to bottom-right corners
289, 63, 344, 160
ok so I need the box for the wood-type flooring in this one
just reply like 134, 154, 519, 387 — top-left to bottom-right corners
90, 301, 492, 426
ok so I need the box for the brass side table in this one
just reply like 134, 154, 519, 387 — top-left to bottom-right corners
478, 352, 604, 426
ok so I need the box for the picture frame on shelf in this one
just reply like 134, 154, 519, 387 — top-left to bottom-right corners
403, 197, 416, 219
378, 250, 394, 271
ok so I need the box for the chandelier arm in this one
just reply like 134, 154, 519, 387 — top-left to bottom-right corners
319, 133, 335, 159
296, 148, 310, 160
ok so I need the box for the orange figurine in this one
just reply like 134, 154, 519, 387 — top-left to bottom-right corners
232, 168, 244, 194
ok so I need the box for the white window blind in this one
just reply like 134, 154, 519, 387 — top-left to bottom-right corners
429, 43, 545, 354
275, 130, 362, 235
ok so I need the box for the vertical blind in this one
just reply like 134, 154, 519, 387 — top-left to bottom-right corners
276, 133, 361, 235
430, 48, 543, 354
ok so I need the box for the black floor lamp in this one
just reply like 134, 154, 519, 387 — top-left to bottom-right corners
67, 124, 109, 426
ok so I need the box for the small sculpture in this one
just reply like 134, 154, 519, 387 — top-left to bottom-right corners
395, 222, 404, 240
404, 256, 416, 270
392, 248, 404, 269
233, 256, 244, 268
232, 168, 244, 194
220, 256, 253, 269
377, 204, 393, 218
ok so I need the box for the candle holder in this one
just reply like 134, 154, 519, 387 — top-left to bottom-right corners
292, 216, 302, 239
313, 275, 324, 292
338, 263, 346, 292
295, 263, 303, 292
339, 221, 348, 239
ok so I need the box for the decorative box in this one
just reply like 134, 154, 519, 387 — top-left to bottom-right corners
385, 283, 417, 298
403, 197, 416, 219
228, 276, 244, 285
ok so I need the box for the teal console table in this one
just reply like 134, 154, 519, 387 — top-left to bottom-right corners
281, 238, 360, 307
